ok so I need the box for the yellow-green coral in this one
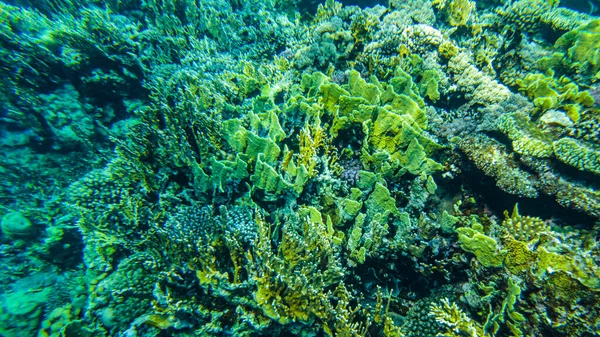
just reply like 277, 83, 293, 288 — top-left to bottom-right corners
24, 1, 600, 336
456, 217, 506, 268
339, 197, 363, 220
502, 204, 549, 242
356, 170, 379, 190
386, 68, 426, 111
347, 69, 382, 105
208, 154, 249, 192
298, 116, 326, 177
438, 40, 458, 59
496, 112, 554, 158
295, 69, 443, 182
430, 298, 483, 337
536, 247, 600, 288
365, 182, 400, 218
433, 0, 475, 27
294, 69, 442, 176
369, 108, 439, 160
553, 137, 600, 175
554, 19, 600, 81
398, 138, 443, 175
247, 207, 370, 335
222, 119, 282, 163
503, 238, 536, 275
418, 69, 441, 102
483, 278, 526, 336
516, 71, 594, 121
250, 154, 293, 194
347, 213, 368, 265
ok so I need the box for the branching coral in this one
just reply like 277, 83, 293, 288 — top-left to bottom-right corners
501, 204, 549, 243
430, 298, 482, 337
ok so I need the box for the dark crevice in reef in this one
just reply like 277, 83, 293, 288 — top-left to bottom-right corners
461, 166, 598, 229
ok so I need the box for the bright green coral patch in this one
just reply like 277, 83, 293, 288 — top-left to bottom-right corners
456, 218, 506, 268
554, 19, 600, 81
369, 109, 439, 158
366, 182, 400, 218
517, 71, 594, 122
399, 138, 444, 175
419, 69, 441, 102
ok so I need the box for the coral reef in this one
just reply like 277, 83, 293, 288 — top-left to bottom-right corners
1, 0, 600, 337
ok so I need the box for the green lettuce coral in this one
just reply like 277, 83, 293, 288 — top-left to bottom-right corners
554, 19, 600, 82
456, 217, 505, 268
516, 71, 594, 121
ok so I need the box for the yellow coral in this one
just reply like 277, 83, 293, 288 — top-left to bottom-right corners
433, 0, 475, 26
299, 117, 326, 177
456, 218, 506, 267
430, 298, 483, 337
503, 238, 536, 275
502, 204, 549, 242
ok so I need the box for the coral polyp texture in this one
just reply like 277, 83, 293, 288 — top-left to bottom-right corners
1, 0, 600, 336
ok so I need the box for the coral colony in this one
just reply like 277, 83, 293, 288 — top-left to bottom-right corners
0, 0, 600, 336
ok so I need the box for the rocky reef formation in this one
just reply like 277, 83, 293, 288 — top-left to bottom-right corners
0, 0, 599, 336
